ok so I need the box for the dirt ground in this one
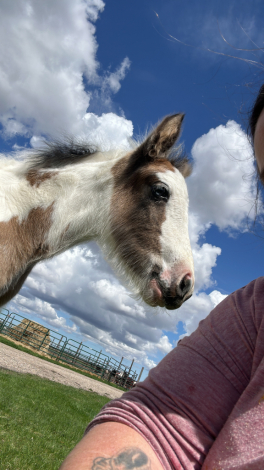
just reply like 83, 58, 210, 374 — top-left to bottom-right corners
0, 342, 124, 400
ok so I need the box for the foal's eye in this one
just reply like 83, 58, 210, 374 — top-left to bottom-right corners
151, 183, 170, 202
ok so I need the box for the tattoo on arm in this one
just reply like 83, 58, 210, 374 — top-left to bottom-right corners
91, 447, 151, 470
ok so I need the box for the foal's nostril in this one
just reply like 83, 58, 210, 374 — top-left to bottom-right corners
150, 270, 193, 309
151, 265, 161, 279
178, 274, 192, 298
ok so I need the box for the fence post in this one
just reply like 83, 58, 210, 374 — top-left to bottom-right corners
38, 330, 50, 351
19, 320, 30, 341
54, 335, 63, 360
73, 342, 83, 364
94, 350, 101, 366
137, 367, 144, 383
56, 339, 68, 362
123, 359, 134, 389
8, 314, 16, 330
0, 311, 11, 334
117, 356, 124, 372
100, 356, 110, 378
93, 350, 102, 374
114, 356, 124, 385
100, 357, 106, 378
8, 315, 17, 340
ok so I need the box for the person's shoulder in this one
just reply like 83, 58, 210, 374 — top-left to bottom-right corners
232, 276, 264, 297
202, 277, 264, 330
224, 276, 264, 329
209, 278, 264, 313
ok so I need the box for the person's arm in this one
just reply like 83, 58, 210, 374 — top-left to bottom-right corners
59, 422, 163, 470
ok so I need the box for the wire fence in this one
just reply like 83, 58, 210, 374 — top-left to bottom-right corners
0, 308, 144, 389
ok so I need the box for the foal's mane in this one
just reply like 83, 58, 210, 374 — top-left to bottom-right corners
28, 139, 98, 170
27, 136, 191, 174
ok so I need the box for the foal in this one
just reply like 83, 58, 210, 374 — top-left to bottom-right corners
0, 114, 194, 310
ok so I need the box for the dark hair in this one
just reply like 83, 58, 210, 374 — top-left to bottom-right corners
249, 84, 264, 140
248, 83, 264, 223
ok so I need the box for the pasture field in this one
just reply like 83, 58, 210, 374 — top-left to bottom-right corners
0, 368, 110, 470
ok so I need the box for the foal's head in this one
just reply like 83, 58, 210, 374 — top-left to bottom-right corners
110, 114, 194, 310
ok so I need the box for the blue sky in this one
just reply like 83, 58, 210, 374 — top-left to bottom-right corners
0, 0, 264, 380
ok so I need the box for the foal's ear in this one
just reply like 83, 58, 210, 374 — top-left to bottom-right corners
142, 113, 184, 158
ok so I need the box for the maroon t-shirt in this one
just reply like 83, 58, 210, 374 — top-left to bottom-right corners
86, 277, 264, 469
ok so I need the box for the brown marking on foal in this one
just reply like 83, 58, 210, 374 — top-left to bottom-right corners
0, 264, 35, 306
110, 115, 191, 278
111, 155, 173, 277
0, 204, 54, 304
26, 169, 57, 187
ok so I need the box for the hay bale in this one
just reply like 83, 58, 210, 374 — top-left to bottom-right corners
11, 319, 50, 352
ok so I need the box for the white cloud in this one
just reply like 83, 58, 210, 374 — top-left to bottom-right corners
191, 237, 221, 292
156, 335, 173, 354
186, 121, 256, 296
81, 112, 133, 151
70, 314, 159, 370
188, 121, 255, 231
0, 0, 132, 144
11, 294, 77, 334
102, 57, 131, 94
143, 358, 157, 370
209, 290, 228, 308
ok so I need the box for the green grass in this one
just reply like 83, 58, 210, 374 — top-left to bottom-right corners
0, 334, 125, 391
0, 368, 110, 470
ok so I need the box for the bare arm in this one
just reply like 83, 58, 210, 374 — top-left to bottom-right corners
59, 422, 163, 470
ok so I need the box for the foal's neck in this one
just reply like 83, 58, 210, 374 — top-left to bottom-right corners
46, 156, 116, 256
0, 153, 119, 302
